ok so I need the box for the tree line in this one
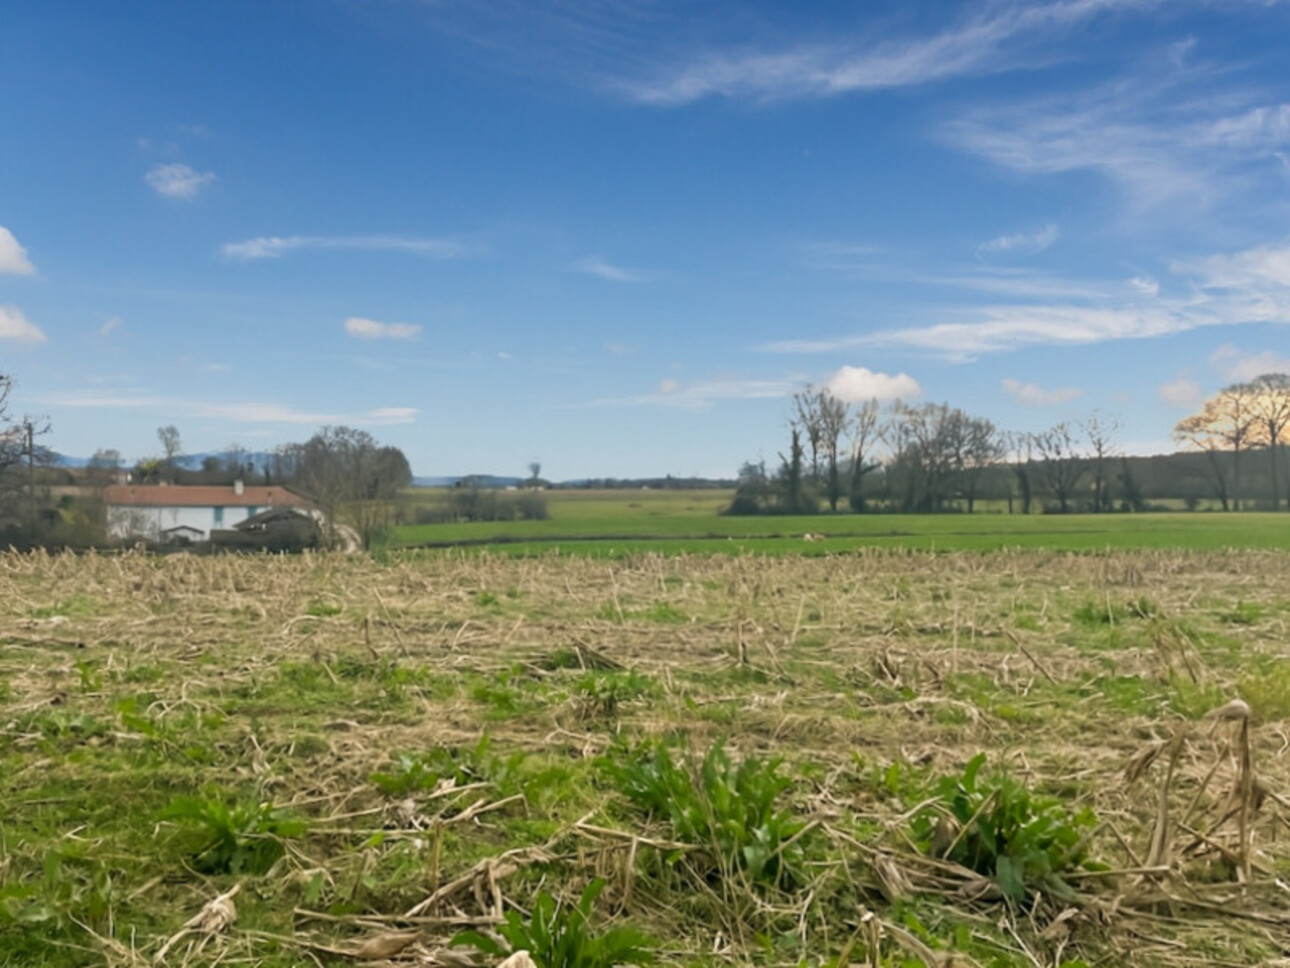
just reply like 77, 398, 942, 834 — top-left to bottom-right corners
731, 373, 1290, 516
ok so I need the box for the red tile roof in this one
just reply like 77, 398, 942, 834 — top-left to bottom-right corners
104, 485, 310, 508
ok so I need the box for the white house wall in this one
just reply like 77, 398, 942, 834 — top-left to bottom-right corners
106, 504, 260, 541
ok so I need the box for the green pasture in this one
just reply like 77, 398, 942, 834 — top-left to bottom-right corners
390, 488, 1290, 555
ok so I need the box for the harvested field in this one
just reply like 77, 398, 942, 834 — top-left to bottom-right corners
4, 548, 1290, 966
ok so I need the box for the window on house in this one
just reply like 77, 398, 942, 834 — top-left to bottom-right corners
213, 506, 224, 526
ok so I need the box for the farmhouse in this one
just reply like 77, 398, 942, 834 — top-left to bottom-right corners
104, 481, 311, 542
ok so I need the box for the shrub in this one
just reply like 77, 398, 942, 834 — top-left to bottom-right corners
604, 738, 811, 889
161, 796, 306, 874
453, 880, 652, 968
910, 754, 1096, 902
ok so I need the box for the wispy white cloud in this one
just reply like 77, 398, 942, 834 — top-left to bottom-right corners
0, 305, 46, 344
1158, 377, 1204, 408
99, 316, 122, 337
768, 237, 1290, 359
617, 0, 1137, 105
1182, 243, 1290, 291
1210, 344, 1290, 381
573, 256, 656, 283
977, 223, 1059, 257
593, 376, 796, 410
825, 365, 920, 403
0, 226, 36, 276
1002, 377, 1083, 406
222, 234, 467, 261
145, 163, 217, 200
942, 72, 1290, 213
344, 317, 423, 340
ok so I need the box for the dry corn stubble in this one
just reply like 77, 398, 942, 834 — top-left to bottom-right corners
2, 547, 1290, 966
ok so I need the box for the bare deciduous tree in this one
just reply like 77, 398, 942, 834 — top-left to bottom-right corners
1173, 383, 1257, 511
847, 398, 883, 512
1083, 412, 1120, 513
1247, 373, 1290, 511
1033, 422, 1085, 513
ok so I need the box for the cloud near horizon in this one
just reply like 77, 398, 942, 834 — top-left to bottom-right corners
36, 389, 418, 427
344, 316, 423, 340
0, 227, 36, 275
145, 163, 217, 200
1001, 377, 1083, 406
0, 305, 46, 344
222, 235, 468, 261
825, 365, 921, 402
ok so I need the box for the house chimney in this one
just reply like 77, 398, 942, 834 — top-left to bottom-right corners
234, 479, 244, 496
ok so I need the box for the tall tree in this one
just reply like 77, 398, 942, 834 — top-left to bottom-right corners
1083, 412, 1120, 513
157, 425, 183, 478
1173, 383, 1257, 511
1247, 373, 1290, 511
792, 390, 826, 483
1033, 422, 1085, 513
290, 426, 412, 548
847, 398, 883, 512
816, 390, 849, 511
960, 417, 1004, 514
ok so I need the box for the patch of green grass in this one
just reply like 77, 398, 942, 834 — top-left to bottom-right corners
161, 795, 307, 874
304, 599, 343, 617
453, 879, 654, 968
910, 754, 1098, 902
604, 737, 812, 890
1221, 601, 1265, 625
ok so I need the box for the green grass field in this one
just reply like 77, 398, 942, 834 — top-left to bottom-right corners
390, 488, 1290, 555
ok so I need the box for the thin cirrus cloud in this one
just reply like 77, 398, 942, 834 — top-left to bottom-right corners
941, 72, 1290, 214
615, 0, 1139, 105
1001, 377, 1083, 406
977, 223, 1059, 257
0, 305, 46, 344
573, 256, 657, 283
1209, 344, 1290, 382
592, 376, 797, 410
37, 389, 418, 427
222, 234, 468, 261
766, 239, 1290, 360
0, 226, 36, 275
344, 317, 422, 341
145, 163, 217, 200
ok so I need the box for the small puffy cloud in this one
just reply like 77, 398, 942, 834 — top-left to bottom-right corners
0, 305, 46, 343
977, 223, 1058, 257
1158, 377, 1204, 409
825, 365, 920, 403
1001, 378, 1083, 406
0, 226, 36, 275
1210, 344, 1290, 381
145, 163, 217, 199
344, 317, 422, 340
574, 257, 654, 283
658, 378, 680, 394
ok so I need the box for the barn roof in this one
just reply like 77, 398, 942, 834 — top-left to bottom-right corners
104, 484, 310, 508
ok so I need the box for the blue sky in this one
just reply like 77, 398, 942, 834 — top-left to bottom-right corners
3, 0, 1290, 478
